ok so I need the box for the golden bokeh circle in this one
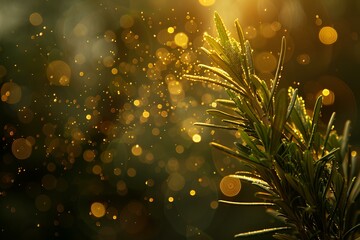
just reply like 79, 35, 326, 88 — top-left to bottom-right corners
319, 26, 338, 45
11, 138, 32, 160
46, 60, 71, 86
220, 176, 241, 197
91, 202, 106, 218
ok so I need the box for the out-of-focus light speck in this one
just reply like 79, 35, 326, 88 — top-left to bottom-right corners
244, 26, 257, 39
86, 114, 92, 120
101, 150, 114, 163
192, 134, 201, 143
83, 149, 96, 162
189, 189, 196, 196
260, 23, 276, 38
220, 175, 241, 197
127, 168, 137, 177
142, 110, 150, 118
351, 150, 357, 157
29, 12, 43, 26
315, 15, 322, 26
167, 27, 175, 34
168, 173, 185, 191
145, 179, 155, 187
319, 26, 338, 45
254, 51, 277, 73
111, 68, 118, 75
175, 145, 184, 154
320, 88, 335, 105
120, 14, 134, 29
322, 88, 330, 96
113, 168, 122, 176
46, 60, 71, 86
131, 144, 143, 156
1, 82, 22, 104
198, 0, 216, 7
168, 197, 174, 203
11, 138, 32, 160
296, 54, 310, 65
92, 165, 102, 175
174, 32, 189, 48
210, 200, 218, 209
90, 202, 106, 218
133, 99, 141, 107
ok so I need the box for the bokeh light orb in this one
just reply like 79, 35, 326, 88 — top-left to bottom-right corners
220, 176, 241, 197
91, 202, 106, 218
167, 173, 185, 191
46, 60, 71, 86
1, 82, 22, 104
120, 14, 134, 29
174, 32, 189, 48
319, 26, 338, 45
319, 88, 335, 105
11, 138, 32, 160
29, 12, 43, 26
199, 0, 216, 7
254, 52, 277, 73
296, 53, 311, 65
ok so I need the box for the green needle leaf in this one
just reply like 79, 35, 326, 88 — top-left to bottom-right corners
234, 226, 292, 238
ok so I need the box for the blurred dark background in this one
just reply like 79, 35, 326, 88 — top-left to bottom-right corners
1, 0, 360, 239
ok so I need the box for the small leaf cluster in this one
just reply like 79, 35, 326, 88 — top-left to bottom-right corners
185, 13, 360, 239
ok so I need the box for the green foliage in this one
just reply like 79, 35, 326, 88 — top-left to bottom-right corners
184, 12, 360, 239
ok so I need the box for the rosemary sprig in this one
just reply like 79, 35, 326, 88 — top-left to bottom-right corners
184, 12, 360, 239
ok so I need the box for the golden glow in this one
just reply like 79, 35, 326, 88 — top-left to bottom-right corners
142, 110, 150, 118
167, 27, 175, 34
210, 200, 218, 209
86, 114, 92, 120
91, 202, 106, 218
175, 145, 184, 154
199, 0, 216, 7
319, 26, 338, 45
11, 138, 32, 160
351, 150, 357, 157
320, 88, 335, 105
83, 149, 96, 162
29, 12, 43, 26
167, 173, 185, 191
46, 60, 71, 86
127, 168, 137, 177
192, 134, 201, 143
100, 150, 114, 163
113, 168, 122, 176
131, 144, 143, 156
322, 88, 330, 96
120, 14, 134, 28
189, 190, 196, 196
254, 52, 277, 73
92, 165, 102, 175
1, 82, 22, 104
174, 32, 189, 48
133, 99, 141, 107
297, 54, 310, 65
220, 176, 241, 197
111, 68, 118, 75
168, 197, 174, 202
